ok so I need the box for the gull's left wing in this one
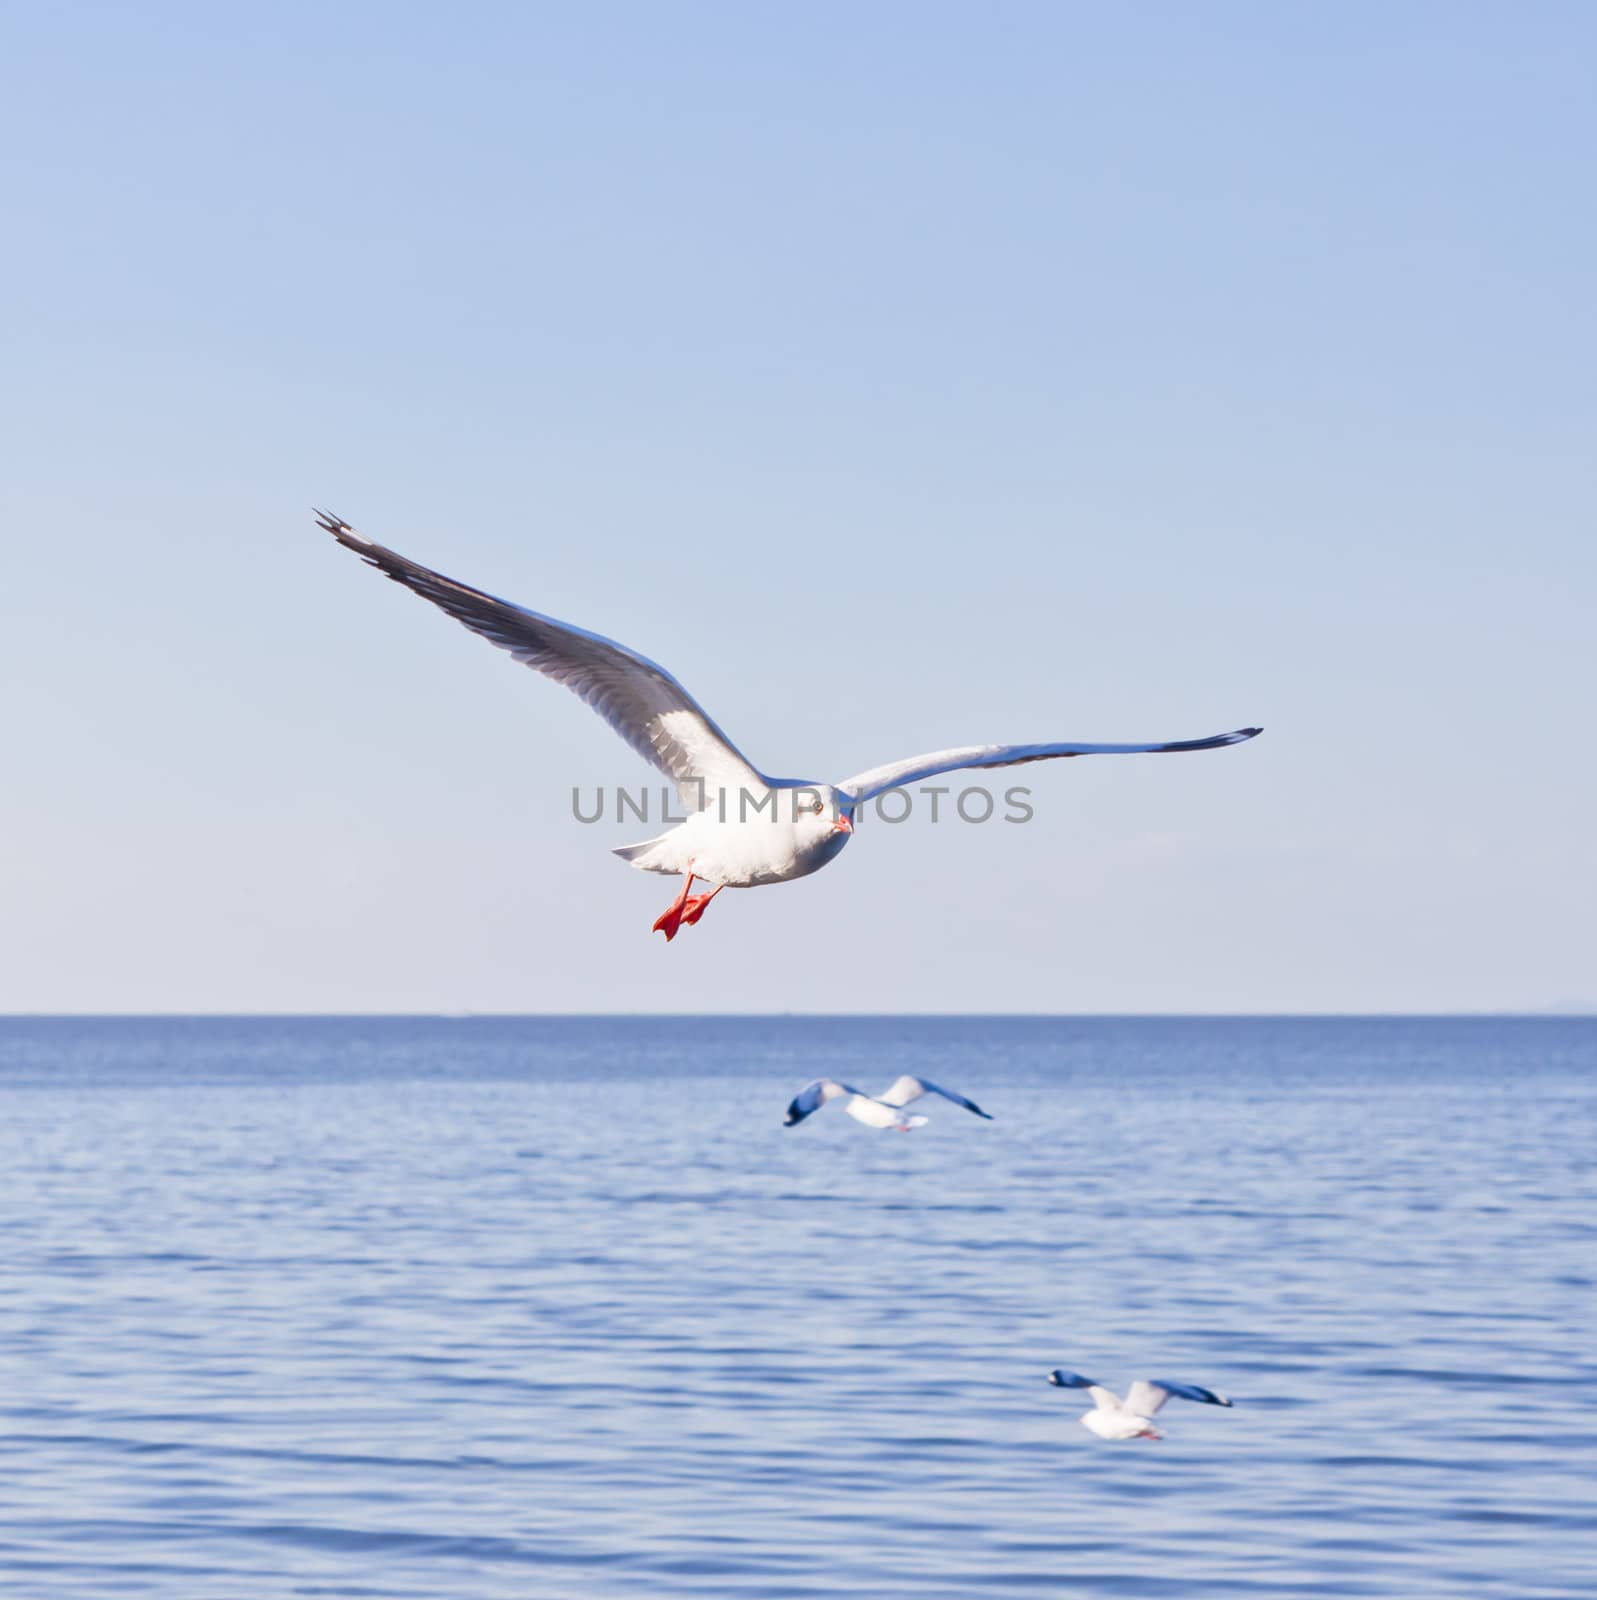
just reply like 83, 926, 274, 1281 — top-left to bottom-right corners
316, 511, 772, 810
837, 728, 1261, 804
783, 1078, 863, 1126
1047, 1370, 1124, 1411
877, 1074, 993, 1119
1125, 1379, 1233, 1416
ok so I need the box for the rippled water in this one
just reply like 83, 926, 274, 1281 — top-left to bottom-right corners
0, 1017, 1593, 1597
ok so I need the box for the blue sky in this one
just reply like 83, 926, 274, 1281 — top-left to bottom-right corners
3, 3, 1592, 1012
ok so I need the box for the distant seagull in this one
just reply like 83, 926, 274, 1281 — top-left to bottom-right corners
784, 1075, 993, 1132
317, 512, 1261, 941
1046, 1370, 1234, 1441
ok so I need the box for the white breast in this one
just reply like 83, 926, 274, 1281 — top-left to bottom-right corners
650, 810, 851, 887
844, 1095, 911, 1129
1083, 1408, 1150, 1440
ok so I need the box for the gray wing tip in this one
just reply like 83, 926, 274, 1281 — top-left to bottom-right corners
1157, 726, 1263, 753
784, 1080, 823, 1127
1156, 1379, 1234, 1407
313, 507, 374, 549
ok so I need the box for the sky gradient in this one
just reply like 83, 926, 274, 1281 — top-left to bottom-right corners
3, 3, 1593, 1012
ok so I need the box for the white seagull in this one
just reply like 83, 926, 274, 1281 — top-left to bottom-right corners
784, 1074, 993, 1132
317, 512, 1261, 940
1046, 1369, 1234, 1441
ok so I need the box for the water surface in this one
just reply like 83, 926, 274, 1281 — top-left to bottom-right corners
0, 1017, 1592, 1597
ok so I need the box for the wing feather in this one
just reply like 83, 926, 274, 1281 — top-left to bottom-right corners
318, 512, 769, 809
877, 1074, 993, 1119
838, 729, 1261, 803
783, 1078, 862, 1126
1126, 1379, 1232, 1415
1047, 1371, 1122, 1410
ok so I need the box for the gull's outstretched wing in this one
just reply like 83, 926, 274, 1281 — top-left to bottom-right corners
1047, 1370, 1123, 1411
837, 729, 1261, 803
877, 1074, 993, 1119
317, 512, 770, 810
1125, 1379, 1233, 1416
784, 1079, 865, 1126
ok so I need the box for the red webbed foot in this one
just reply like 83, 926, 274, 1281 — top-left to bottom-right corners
677, 885, 724, 928
652, 869, 701, 941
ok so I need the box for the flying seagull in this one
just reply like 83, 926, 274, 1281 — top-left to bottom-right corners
316, 512, 1261, 940
784, 1074, 993, 1131
1046, 1369, 1234, 1441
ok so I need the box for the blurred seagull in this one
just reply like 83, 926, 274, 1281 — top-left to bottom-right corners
784, 1075, 993, 1132
317, 512, 1261, 941
1046, 1369, 1233, 1441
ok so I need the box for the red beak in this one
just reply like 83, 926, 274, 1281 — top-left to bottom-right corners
833, 813, 854, 835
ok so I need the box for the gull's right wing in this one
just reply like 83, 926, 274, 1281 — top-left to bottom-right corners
318, 511, 770, 810
838, 728, 1261, 804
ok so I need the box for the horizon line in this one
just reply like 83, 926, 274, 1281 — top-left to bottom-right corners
2, 1011, 1593, 1022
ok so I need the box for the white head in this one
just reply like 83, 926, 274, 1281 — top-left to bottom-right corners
787, 784, 855, 860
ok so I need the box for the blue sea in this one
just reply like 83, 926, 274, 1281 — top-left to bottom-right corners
0, 1017, 1593, 1598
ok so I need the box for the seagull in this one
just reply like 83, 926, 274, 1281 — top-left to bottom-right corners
784, 1074, 993, 1131
316, 512, 1261, 940
1046, 1369, 1234, 1441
